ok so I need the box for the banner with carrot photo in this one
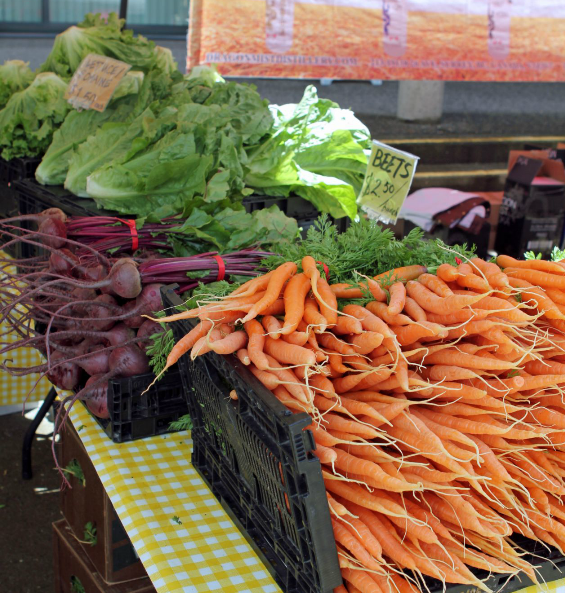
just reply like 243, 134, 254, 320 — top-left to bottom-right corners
187, 0, 565, 81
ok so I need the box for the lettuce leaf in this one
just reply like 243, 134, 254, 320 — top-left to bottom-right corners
0, 72, 70, 160
0, 60, 34, 110
245, 86, 370, 220
35, 71, 146, 185
39, 13, 157, 79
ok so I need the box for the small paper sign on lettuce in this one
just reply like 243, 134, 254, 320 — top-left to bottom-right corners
358, 140, 419, 224
65, 54, 131, 112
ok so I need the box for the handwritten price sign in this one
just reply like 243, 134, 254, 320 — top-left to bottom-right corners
64, 54, 131, 112
358, 140, 419, 224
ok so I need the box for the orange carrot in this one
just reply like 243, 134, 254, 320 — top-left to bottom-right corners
375, 265, 427, 286
229, 270, 274, 297
334, 316, 364, 335
262, 315, 282, 338
387, 282, 406, 316
264, 336, 316, 367
317, 333, 357, 356
236, 348, 250, 366
330, 283, 364, 299
317, 276, 339, 326
348, 332, 384, 355
406, 281, 487, 314
341, 568, 383, 593
191, 328, 222, 358
164, 319, 212, 371
364, 300, 413, 326
392, 322, 447, 346
419, 273, 453, 297
403, 296, 427, 322
303, 297, 328, 332
497, 254, 565, 275
436, 263, 461, 283
210, 331, 248, 355
242, 262, 297, 323
281, 272, 311, 335
331, 520, 383, 571
507, 277, 565, 320
260, 299, 285, 316
245, 319, 269, 370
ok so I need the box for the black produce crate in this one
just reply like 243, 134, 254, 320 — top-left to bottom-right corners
243, 194, 350, 236
161, 286, 342, 593
88, 369, 188, 443
0, 157, 41, 258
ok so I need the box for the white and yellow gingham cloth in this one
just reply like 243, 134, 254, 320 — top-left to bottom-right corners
68, 403, 565, 593
0, 251, 51, 407
69, 403, 281, 593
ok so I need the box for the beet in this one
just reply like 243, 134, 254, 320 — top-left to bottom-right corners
49, 248, 79, 276
106, 323, 135, 347
109, 344, 149, 377
135, 283, 164, 316
76, 345, 110, 376
123, 300, 144, 328
87, 294, 120, 331
137, 319, 162, 352
83, 375, 109, 419
107, 258, 141, 299
79, 264, 108, 283
38, 216, 67, 249
47, 351, 81, 390
70, 287, 98, 316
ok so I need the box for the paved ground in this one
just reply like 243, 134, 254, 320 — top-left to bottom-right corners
2, 36, 565, 139
0, 409, 61, 592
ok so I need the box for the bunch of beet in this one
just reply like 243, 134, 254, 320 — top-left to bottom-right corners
0, 208, 268, 419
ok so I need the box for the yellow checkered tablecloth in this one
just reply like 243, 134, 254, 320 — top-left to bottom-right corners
69, 402, 281, 593
0, 251, 51, 407
68, 403, 565, 593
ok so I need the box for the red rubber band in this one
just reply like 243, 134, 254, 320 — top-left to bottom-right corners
118, 219, 139, 251
316, 260, 330, 281
212, 254, 226, 281
455, 257, 462, 265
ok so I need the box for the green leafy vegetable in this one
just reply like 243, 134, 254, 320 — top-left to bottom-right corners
0, 60, 34, 110
552, 246, 565, 262
36, 71, 147, 185
524, 251, 542, 260
172, 515, 182, 525
246, 86, 371, 220
0, 72, 70, 160
169, 415, 193, 431
62, 459, 85, 487
39, 13, 157, 79
83, 522, 97, 546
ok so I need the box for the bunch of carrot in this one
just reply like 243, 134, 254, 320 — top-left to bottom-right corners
153, 252, 565, 593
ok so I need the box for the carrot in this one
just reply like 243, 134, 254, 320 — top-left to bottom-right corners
497, 254, 565, 275
264, 336, 316, 367
330, 283, 364, 299
422, 349, 514, 370
428, 365, 479, 382
387, 282, 406, 316
303, 297, 328, 332
334, 316, 364, 335
341, 568, 383, 593
249, 365, 279, 390
260, 299, 285, 316
403, 296, 427, 322
392, 322, 448, 346
342, 304, 394, 338
236, 348, 250, 365
317, 276, 339, 326
263, 354, 310, 402
333, 586, 349, 593
507, 277, 565, 320
505, 268, 565, 290
375, 265, 427, 286
331, 520, 382, 571
345, 504, 417, 570
417, 409, 513, 435
436, 263, 461, 283
163, 319, 212, 372
281, 273, 311, 335
282, 331, 309, 346
525, 360, 565, 375
229, 270, 274, 297
545, 288, 565, 305
341, 518, 383, 561
406, 281, 487, 315
425, 308, 489, 325
456, 264, 491, 292
242, 262, 297, 323
262, 315, 282, 338
317, 333, 357, 356
245, 319, 269, 370
364, 277, 388, 302
312, 444, 337, 464
191, 328, 222, 358
419, 273, 453, 297
364, 301, 413, 326
322, 413, 382, 439
348, 332, 384, 355
210, 331, 248, 355
354, 368, 394, 391
272, 386, 311, 412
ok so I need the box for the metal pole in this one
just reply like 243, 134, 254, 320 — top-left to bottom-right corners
119, 0, 128, 21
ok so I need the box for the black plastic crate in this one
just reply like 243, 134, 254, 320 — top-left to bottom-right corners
0, 158, 41, 258
88, 369, 188, 443
243, 194, 349, 235
161, 286, 341, 593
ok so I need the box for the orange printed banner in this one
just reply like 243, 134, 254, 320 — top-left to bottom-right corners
187, 0, 565, 81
